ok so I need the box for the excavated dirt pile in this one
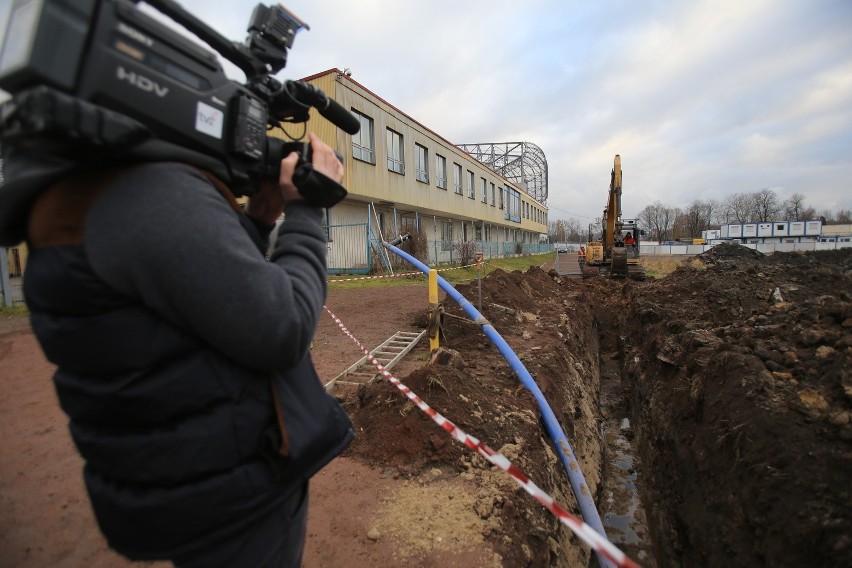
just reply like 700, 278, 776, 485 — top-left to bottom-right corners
343, 267, 606, 567
340, 244, 851, 567
615, 244, 852, 567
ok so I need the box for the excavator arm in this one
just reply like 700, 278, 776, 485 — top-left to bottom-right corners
605, 154, 623, 251
584, 154, 644, 280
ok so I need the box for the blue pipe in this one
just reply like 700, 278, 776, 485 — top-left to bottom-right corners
383, 242, 613, 567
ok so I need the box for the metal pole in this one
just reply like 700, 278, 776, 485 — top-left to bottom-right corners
428, 269, 439, 352
477, 263, 482, 312
475, 252, 483, 312
0, 248, 12, 308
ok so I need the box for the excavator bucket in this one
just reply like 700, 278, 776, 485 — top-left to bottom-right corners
610, 247, 628, 278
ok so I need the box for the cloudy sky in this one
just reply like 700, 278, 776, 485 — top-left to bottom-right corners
2, 0, 850, 221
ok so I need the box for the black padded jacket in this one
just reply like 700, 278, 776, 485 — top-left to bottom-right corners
11, 160, 352, 559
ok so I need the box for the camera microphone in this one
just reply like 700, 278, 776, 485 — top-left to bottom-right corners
283, 81, 360, 135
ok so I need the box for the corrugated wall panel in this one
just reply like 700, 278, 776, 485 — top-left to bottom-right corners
326, 202, 369, 273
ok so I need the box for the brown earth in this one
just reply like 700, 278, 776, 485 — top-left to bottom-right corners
1, 245, 850, 567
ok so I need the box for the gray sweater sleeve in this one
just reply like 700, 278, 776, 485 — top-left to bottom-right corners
85, 163, 328, 371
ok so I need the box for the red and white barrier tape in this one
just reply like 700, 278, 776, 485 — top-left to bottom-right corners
323, 306, 640, 568
328, 263, 482, 283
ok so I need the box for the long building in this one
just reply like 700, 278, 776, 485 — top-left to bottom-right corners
277, 69, 550, 273
2, 68, 553, 304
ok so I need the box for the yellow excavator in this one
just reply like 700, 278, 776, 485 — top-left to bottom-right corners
584, 154, 645, 280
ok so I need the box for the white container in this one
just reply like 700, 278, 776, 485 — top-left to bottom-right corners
806, 220, 822, 235
789, 221, 805, 236
773, 222, 789, 236
757, 223, 773, 237
743, 224, 758, 237
722, 224, 742, 238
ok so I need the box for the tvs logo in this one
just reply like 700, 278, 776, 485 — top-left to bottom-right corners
195, 102, 223, 139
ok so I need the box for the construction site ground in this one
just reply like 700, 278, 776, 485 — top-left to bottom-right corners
1, 244, 850, 567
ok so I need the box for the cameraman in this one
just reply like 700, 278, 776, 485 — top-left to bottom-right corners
0, 131, 352, 567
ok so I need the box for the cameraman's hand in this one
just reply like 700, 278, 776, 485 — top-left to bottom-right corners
262, 132, 344, 210
307, 132, 344, 184
276, 150, 302, 204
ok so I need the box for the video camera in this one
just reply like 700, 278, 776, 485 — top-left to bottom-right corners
0, 0, 360, 207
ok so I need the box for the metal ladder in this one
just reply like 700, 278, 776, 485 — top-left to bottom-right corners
324, 330, 426, 391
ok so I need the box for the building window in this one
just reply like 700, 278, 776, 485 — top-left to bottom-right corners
435, 154, 447, 189
453, 163, 462, 194
441, 221, 454, 250
352, 110, 374, 163
506, 187, 521, 222
467, 170, 475, 199
386, 128, 404, 174
480, 178, 487, 202
490, 182, 495, 206
415, 143, 429, 183
500, 185, 505, 209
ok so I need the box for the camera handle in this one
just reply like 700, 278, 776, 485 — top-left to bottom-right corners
267, 139, 347, 208
291, 164, 347, 208
144, 0, 269, 79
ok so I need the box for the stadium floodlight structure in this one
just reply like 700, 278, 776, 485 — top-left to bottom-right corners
456, 142, 548, 203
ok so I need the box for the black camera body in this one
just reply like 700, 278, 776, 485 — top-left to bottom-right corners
0, 0, 359, 206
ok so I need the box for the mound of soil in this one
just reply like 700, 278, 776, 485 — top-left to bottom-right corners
341, 245, 851, 567
615, 246, 852, 567
342, 267, 605, 567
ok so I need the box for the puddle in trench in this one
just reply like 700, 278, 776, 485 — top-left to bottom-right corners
599, 350, 656, 567
603, 419, 642, 544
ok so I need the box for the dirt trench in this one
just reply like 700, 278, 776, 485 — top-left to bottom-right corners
339, 244, 851, 567
341, 266, 655, 566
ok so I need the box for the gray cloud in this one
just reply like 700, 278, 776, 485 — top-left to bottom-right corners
2, 0, 849, 219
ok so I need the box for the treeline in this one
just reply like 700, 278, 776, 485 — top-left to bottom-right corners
549, 188, 851, 243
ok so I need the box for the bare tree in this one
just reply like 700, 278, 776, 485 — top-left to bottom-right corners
801, 206, 818, 221
723, 193, 753, 223
782, 193, 808, 221
549, 217, 590, 243
751, 188, 781, 222
682, 199, 718, 237
565, 217, 585, 242
639, 201, 677, 242
672, 210, 689, 240
548, 219, 569, 243
825, 209, 852, 224
705, 199, 721, 227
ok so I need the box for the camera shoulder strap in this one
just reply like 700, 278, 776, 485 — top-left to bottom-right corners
193, 168, 243, 215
